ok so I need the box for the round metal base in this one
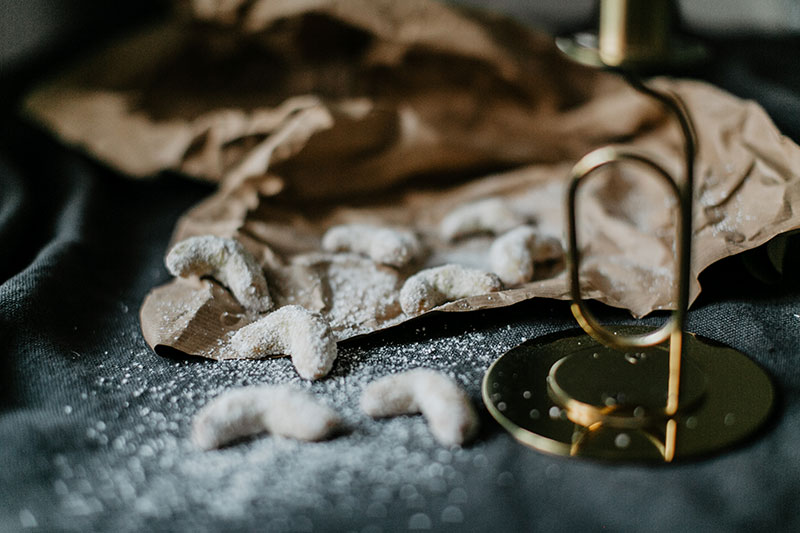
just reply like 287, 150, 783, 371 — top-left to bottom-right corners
555, 32, 708, 71
483, 326, 774, 461
547, 341, 707, 429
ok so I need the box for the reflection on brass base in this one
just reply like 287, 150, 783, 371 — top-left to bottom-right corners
555, 33, 708, 71
547, 340, 707, 429
483, 326, 774, 461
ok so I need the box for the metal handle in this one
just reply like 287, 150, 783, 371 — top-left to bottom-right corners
566, 147, 683, 348
565, 77, 695, 354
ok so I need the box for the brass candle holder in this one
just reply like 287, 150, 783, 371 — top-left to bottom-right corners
482, 0, 774, 461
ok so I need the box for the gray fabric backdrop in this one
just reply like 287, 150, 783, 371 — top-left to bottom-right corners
2, 2, 800, 532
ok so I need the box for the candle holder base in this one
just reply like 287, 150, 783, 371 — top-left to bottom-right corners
482, 326, 774, 461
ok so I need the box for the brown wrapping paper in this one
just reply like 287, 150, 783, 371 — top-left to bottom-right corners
24, 0, 800, 359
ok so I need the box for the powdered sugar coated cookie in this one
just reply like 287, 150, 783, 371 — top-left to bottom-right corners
166, 235, 272, 313
360, 368, 479, 446
321, 224, 424, 268
229, 305, 337, 380
399, 264, 502, 316
489, 225, 563, 285
440, 197, 524, 242
192, 385, 340, 450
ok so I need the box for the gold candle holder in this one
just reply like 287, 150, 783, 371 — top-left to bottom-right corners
483, 0, 774, 462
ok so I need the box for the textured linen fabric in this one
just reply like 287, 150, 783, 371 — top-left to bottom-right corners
2, 10, 800, 533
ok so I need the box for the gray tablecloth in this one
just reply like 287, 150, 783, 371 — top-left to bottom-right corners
2, 5, 800, 532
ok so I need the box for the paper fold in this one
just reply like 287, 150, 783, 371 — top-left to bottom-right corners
23, 0, 800, 358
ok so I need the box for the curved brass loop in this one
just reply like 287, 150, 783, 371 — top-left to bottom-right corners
566, 146, 686, 350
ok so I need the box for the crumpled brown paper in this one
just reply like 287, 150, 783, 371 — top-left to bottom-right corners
24, 0, 800, 359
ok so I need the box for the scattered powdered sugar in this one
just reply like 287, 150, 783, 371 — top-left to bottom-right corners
315, 254, 405, 339
46, 314, 533, 531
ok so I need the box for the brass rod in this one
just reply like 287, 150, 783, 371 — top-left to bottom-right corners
565, 147, 683, 349
667, 330, 683, 416
664, 418, 677, 462
624, 75, 697, 429
564, 74, 698, 462
599, 0, 673, 67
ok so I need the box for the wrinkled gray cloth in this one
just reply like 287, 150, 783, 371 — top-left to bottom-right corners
2, 5, 800, 533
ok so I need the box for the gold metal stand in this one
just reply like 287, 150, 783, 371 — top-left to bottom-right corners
554, 0, 708, 71
483, 0, 774, 462
483, 326, 773, 461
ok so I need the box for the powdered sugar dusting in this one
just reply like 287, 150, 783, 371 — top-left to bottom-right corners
48, 312, 534, 530
314, 254, 405, 339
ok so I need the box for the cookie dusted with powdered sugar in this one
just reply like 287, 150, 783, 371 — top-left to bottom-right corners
229, 305, 337, 380
166, 235, 272, 313
489, 225, 563, 285
321, 224, 425, 268
439, 197, 524, 242
399, 264, 502, 316
360, 368, 479, 446
192, 385, 340, 450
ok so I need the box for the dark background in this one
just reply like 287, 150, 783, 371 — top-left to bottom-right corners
2, 2, 800, 532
